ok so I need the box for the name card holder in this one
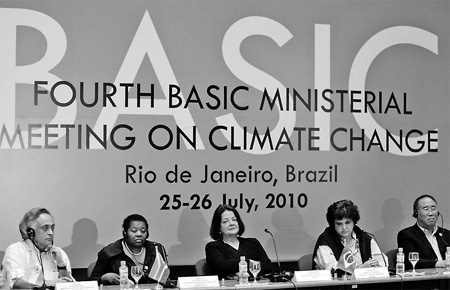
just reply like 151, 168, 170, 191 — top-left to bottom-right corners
55, 281, 99, 290
354, 267, 389, 279
292, 270, 332, 282
177, 275, 220, 289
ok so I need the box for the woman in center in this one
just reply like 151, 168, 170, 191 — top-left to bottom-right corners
205, 204, 273, 279
89, 214, 168, 285
312, 199, 387, 274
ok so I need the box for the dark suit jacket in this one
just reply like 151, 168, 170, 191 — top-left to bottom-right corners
397, 224, 450, 269
205, 237, 273, 279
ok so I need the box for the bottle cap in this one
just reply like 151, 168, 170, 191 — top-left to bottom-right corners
447, 247, 450, 251
121, 261, 126, 266
240, 256, 245, 260
398, 248, 403, 252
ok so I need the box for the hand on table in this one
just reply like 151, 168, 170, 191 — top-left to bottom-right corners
360, 258, 380, 268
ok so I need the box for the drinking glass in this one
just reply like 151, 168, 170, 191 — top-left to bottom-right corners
409, 252, 419, 275
249, 260, 261, 284
131, 266, 143, 289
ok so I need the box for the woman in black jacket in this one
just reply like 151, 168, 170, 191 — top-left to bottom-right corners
89, 214, 168, 285
205, 204, 272, 279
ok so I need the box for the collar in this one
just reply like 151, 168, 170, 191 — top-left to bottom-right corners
25, 239, 37, 252
25, 239, 50, 254
417, 223, 438, 236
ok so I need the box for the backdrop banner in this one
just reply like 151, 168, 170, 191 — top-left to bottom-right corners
0, 0, 449, 268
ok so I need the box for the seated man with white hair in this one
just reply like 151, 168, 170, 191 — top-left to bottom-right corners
2, 207, 73, 289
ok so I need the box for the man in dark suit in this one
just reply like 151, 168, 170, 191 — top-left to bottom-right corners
397, 195, 450, 269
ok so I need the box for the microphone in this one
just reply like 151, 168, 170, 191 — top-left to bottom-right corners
438, 212, 450, 247
264, 229, 281, 273
264, 229, 291, 282
158, 243, 170, 265
155, 243, 175, 286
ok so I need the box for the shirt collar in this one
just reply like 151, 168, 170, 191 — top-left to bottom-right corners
417, 223, 438, 236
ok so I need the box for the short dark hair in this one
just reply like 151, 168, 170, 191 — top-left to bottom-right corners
209, 204, 245, 240
326, 200, 360, 226
412, 194, 437, 217
19, 207, 52, 239
122, 214, 149, 232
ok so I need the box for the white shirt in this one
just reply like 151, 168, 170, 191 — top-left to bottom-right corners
314, 232, 388, 270
417, 223, 443, 261
2, 240, 71, 286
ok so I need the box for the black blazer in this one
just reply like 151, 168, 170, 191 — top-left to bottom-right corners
397, 224, 450, 269
89, 239, 167, 284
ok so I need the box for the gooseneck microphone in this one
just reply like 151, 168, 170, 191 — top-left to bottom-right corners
438, 212, 449, 247
363, 231, 389, 270
264, 229, 290, 282
155, 242, 170, 265
264, 229, 282, 274
154, 243, 176, 288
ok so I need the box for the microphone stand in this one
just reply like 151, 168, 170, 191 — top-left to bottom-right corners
264, 229, 291, 282
156, 243, 177, 288
438, 212, 450, 246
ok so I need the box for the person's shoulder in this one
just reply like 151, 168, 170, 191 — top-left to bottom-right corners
398, 224, 416, 232
98, 239, 122, 255
4, 240, 29, 258
105, 239, 122, 248
205, 240, 221, 249
318, 228, 328, 237
397, 224, 417, 236
5, 240, 27, 251
316, 227, 332, 240
359, 229, 373, 240
240, 237, 261, 244
206, 240, 221, 246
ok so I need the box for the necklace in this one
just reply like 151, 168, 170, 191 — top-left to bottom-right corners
124, 241, 144, 256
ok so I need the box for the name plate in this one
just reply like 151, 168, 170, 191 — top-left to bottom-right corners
293, 270, 332, 282
354, 267, 389, 279
55, 281, 98, 290
177, 275, 219, 289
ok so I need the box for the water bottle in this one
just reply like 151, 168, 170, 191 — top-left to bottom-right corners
238, 256, 248, 285
119, 261, 128, 290
445, 247, 450, 273
395, 248, 405, 275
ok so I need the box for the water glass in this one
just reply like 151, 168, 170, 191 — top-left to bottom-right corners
409, 252, 419, 275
